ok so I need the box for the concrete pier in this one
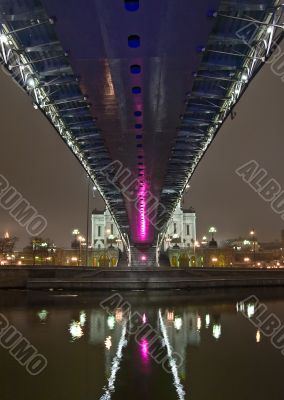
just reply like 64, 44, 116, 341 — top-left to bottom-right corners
1, 266, 284, 290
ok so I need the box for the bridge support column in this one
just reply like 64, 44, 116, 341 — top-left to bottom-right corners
130, 245, 158, 268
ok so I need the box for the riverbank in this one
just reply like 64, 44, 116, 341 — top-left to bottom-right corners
1, 266, 284, 290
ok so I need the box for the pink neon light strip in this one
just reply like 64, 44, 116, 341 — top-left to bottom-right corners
137, 180, 148, 240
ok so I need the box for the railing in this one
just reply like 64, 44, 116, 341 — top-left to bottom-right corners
125, 234, 131, 267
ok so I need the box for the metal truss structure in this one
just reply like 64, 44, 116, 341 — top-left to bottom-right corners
0, 0, 283, 254
157, 0, 284, 241
0, 0, 130, 250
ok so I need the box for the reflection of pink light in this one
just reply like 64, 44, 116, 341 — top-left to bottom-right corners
141, 255, 147, 261
142, 313, 147, 324
140, 339, 149, 361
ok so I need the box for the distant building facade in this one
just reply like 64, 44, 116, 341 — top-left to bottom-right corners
92, 202, 196, 252
163, 202, 196, 250
91, 208, 123, 250
223, 237, 259, 252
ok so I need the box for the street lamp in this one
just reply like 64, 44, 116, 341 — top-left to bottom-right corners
78, 235, 85, 266
85, 181, 98, 267
209, 226, 217, 241
116, 238, 122, 248
211, 257, 218, 264
250, 229, 256, 261
108, 234, 115, 247
194, 240, 200, 255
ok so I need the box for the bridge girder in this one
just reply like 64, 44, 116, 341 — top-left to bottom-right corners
0, 0, 283, 250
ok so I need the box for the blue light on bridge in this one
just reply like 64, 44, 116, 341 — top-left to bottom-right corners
130, 64, 141, 74
128, 35, 140, 48
124, 0, 139, 12
132, 86, 141, 94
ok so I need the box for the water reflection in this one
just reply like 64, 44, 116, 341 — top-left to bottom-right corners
205, 313, 210, 327
105, 336, 112, 350
36, 303, 225, 398
139, 338, 149, 363
212, 323, 221, 340
159, 309, 186, 400
37, 309, 48, 322
100, 319, 128, 400
66, 305, 226, 398
79, 310, 86, 326
236, 299, 256, 318
69, 320, 84, 341
1, 291, 284, 400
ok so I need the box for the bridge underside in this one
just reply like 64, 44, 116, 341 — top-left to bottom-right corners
0, 0, 283, 262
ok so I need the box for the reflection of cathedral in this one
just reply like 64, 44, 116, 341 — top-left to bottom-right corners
35, 305, 223, 400
87, 307, 220, 388
161, 310, 201, 377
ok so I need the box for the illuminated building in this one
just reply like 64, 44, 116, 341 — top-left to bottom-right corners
163, 201, 196, 250
91, 208, 123, 250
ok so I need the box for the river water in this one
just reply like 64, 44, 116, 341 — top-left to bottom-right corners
0, 288, 284, 400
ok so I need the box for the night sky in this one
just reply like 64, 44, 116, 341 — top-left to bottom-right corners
0, 52, 283, 249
